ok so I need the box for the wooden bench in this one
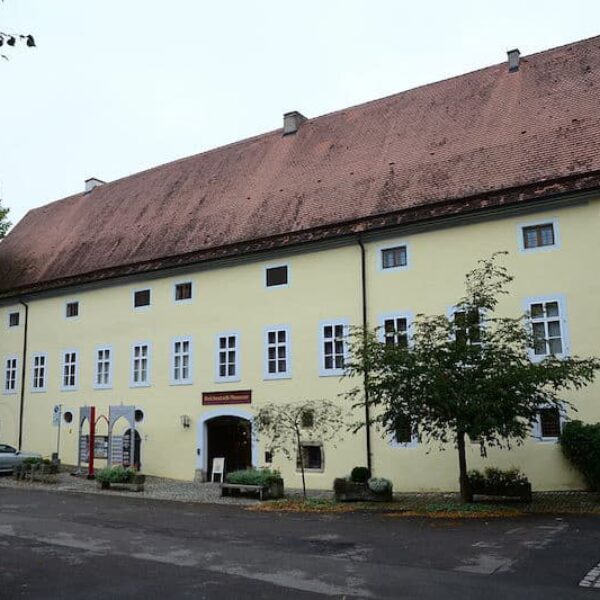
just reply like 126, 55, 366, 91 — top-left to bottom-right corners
221, 483, 266, 500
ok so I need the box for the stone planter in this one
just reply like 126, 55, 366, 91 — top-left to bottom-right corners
471, 481, 532, 502
333, 478, 393, 502
96, 474, 146, 493
265, 479, 284, 500
14, 463, 59, 483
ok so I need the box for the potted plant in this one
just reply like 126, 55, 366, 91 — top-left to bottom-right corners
334, 467, 393, 502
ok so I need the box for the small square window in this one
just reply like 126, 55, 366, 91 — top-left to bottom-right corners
381, 246, 407, 269
175, 282, 192, 301
266, 266, 288, 287
134, 289, 151, 308
301, 410, 314, 429
522, 223, 555, 249
66, 302, 79, 318
297, 444, 323, 471
539, 408, 561, 438
394, 417, 413, 444
8, 312, 19, 327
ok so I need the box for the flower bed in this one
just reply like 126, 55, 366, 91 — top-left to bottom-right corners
223, 468, 284, 500
468, 468, 532, 502
96, 466, 145, 492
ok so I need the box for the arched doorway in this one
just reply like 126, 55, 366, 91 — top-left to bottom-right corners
123, 429, 142, 470
206, 416, 251, 478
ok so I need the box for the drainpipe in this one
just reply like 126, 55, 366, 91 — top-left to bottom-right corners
357, 237, 373, 475
18, 299, 29, 451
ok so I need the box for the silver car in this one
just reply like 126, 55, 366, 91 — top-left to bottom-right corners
0, 443, 42, 473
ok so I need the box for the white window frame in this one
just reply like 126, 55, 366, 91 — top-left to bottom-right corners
517, 217, 560, 253
215, 332, 241, 383
263, 325, 291, 380
389, 420, 418, 449
93, 345, 113, 390
64, 299, 80, 320
532, 404, 566, 443
61, 349, 79, 391
3, 355, 18, 395
170, 336, 193, 385
264, 263, 290, 290
377, 239, 411, 273
319, 319, 348, 377
173, 280, 194, 304
524, 295, 570, 362
7, 310, 20, 328
130, 341, 152, 387
296, 441, 325, 473
378, 312, 413, 346
31, 352, 48, 393
132, 287, 152, 311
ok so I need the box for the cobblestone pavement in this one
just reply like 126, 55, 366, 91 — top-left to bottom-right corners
1, 472, 599, 513
0, 472, 258, 505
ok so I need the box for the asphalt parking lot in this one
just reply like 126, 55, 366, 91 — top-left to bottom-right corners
1, 486, 599, 599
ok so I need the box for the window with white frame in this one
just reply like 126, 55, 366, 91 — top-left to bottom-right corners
131, 343, 150, 386
383, 316, 409, 348
94, 347, 112, 388
522, 223, 555, 250
172, 337, 192, 384
320, 322, 346, 375
533, 406, 563, 440
62, 351, 78, 390
217, 334, 239, 381
381, 245, 408, 270
528, 299, 565, 358
265, 327, 290, 378
453, 308, 482, 346
4, 357, 17, 393
32, 354, 47, 391
394, 416, 414, 445
296, 443, 324, 471
174, 282, 192, 302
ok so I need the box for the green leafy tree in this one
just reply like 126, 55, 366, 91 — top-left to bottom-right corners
344, 253, 600, 503
1, 0, 36, 60
253, 399, 345, 500
0, 201, 10, 238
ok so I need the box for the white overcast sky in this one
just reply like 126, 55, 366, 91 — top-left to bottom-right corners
2, 1, 600, 228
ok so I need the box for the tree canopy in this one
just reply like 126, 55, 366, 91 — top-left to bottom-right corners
344, 252, 600, 502
0, 201, 10, 238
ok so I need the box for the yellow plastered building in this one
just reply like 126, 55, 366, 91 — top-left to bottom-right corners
1, 37, 600, 491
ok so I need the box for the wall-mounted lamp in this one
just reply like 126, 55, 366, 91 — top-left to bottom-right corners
180, 415, 191, 429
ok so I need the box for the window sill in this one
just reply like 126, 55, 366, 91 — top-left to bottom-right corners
169, 381, 194, 386
130, 383, 151, 388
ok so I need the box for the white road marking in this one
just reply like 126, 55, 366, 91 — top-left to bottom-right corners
579, 561, 600, 589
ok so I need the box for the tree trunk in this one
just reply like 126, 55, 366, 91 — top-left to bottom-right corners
457, 431, 473, 503
296, 429, 306, 501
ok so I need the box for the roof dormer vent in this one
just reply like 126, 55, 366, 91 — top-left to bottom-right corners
283, 111, 307, 135
85, 177, 105, 193
507, 48, 520, 73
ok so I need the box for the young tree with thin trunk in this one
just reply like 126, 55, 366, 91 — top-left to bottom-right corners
253, 399, 345, 500
344, 252, 600, 503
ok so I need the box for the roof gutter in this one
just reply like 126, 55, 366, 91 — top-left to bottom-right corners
18, 299, 29, 450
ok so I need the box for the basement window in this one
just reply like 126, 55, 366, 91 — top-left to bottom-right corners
8, 312, 19, 327
296, 443, 324, 472
134, 289, 151, 308
265, 265, 288, 288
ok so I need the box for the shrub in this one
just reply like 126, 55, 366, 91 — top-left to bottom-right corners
560, 420, 600, 491
225, 468, 282, 486
96, 465, 137, 484
468, 467, 529, 489
350, 466, 370, 483
367, 477, 392, 494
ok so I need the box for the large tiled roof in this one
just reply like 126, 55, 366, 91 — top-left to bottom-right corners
2, 36, 600, 297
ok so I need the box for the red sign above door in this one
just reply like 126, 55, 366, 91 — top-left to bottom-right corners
202, 390, 252, 405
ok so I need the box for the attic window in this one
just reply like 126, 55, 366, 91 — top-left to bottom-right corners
266, 265, 288, 288
134, 289, 151, 308
175, 282, 192, 302
8, 312, 20, 327
66, 302, 79, 318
